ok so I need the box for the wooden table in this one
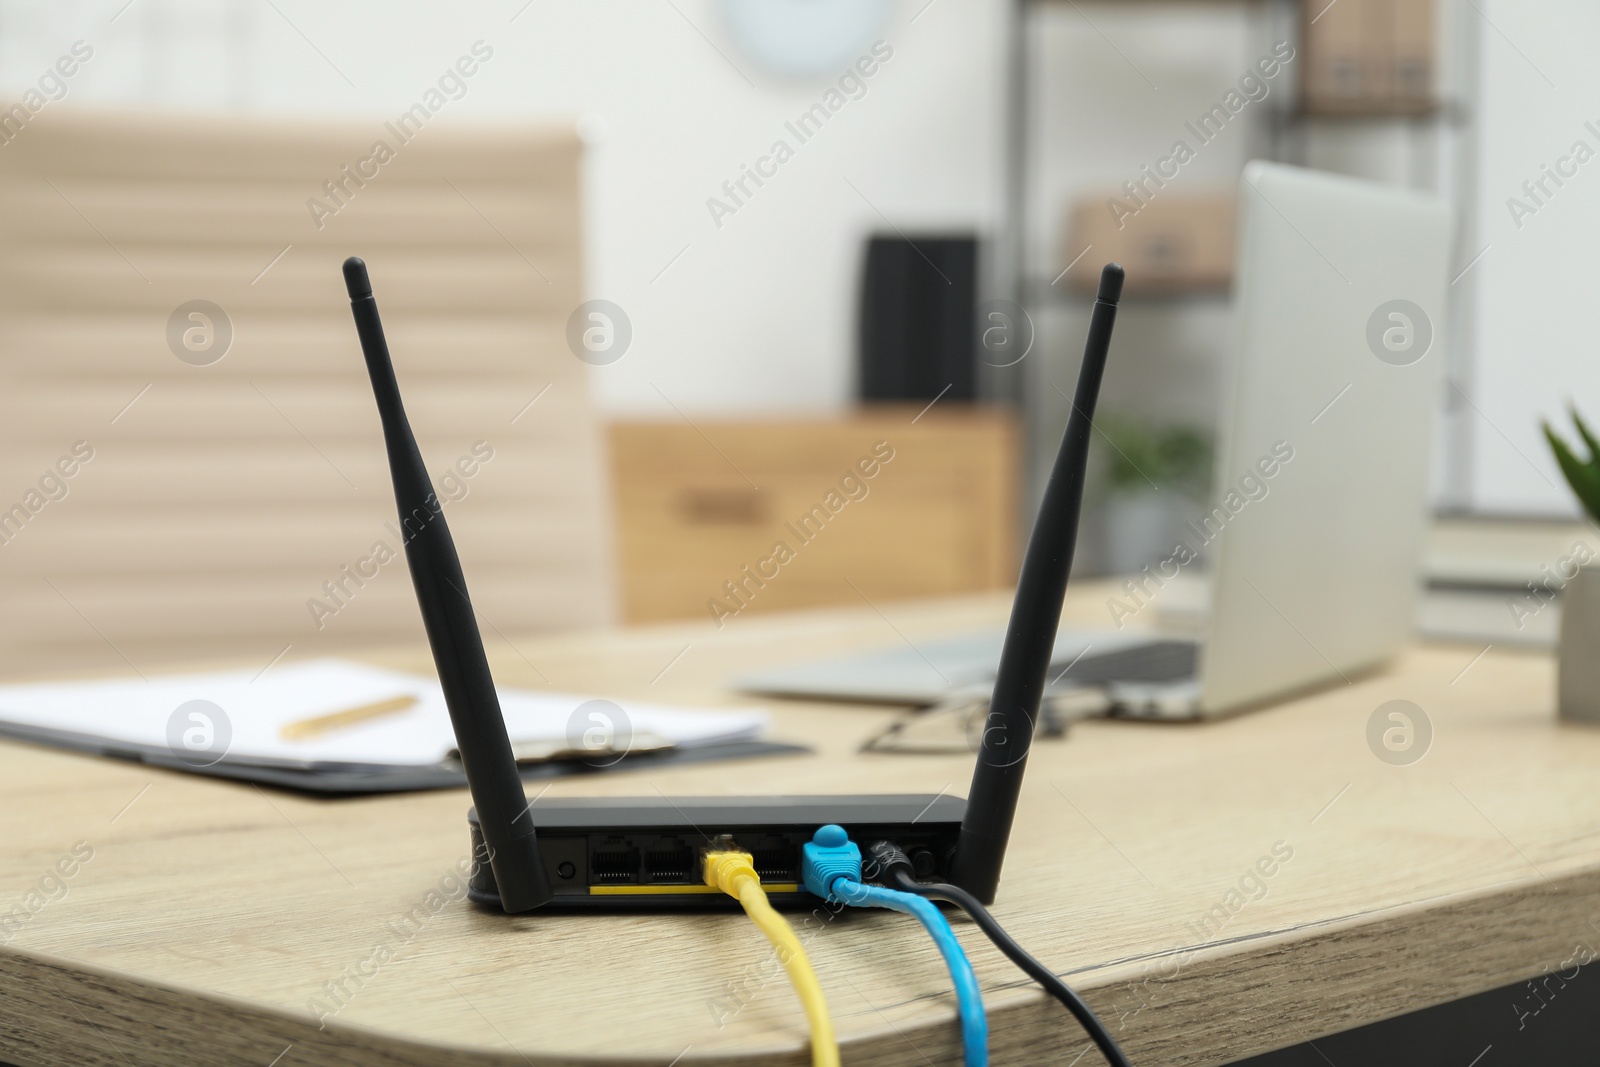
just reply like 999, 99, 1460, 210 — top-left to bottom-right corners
1, 585, 1594, 1066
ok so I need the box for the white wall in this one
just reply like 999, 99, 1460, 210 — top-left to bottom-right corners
0, 0, 1006, 417
1463, 0, 1600, 516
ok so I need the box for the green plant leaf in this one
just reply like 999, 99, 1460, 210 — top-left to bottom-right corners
1545, 422, 1600, 525
1572, 406, 1600, 465
1100, 415, 1213, 497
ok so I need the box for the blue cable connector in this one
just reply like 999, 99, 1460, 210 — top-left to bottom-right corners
802, 825, 989, 1067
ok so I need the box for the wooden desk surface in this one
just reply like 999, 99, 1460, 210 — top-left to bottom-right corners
1, 586, 1595, 1066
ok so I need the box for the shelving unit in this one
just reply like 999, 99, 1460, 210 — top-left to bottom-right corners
991, 0, 1461, 568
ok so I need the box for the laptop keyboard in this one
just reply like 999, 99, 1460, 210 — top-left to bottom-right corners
1045, 640, 1199, 688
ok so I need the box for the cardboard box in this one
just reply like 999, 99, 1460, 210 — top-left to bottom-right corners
1063, 193, 1236, 294
1301, 0, 1435, 115
1302, 0, 1367, 107
1392, 0, 1436, 105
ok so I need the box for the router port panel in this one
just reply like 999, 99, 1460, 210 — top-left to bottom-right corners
532, 826, 959, 900
467, 795, 969, 908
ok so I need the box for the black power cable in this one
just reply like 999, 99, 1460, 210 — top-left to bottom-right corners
869, 842, 1133, 1067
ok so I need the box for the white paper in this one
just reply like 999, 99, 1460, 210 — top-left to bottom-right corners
0, 659, 768, 770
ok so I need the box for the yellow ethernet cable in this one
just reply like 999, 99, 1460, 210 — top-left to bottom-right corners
703, 849, 840, 1067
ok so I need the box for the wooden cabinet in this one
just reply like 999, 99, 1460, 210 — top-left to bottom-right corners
609, 409, 1018, 624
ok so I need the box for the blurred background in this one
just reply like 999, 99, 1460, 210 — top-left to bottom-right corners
0, 0, 1589, 672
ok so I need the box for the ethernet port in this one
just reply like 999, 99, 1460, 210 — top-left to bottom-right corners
644, 837, 695, 882
590, 837, 640, 883
752, 845, 798, 883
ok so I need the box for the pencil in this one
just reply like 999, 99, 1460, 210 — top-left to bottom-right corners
279, 694, 419, 741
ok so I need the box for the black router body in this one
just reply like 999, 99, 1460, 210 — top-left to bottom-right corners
465, 795, 965, 907
343, 256, 1122, 912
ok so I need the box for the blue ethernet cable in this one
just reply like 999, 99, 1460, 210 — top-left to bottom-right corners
802, 825, 988, 1067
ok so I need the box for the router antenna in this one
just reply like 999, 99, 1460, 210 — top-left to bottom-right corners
951, 263, 1123, 903
343, 256, 552, 913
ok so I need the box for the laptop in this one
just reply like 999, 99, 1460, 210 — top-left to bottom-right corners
739, 162, 1453, 721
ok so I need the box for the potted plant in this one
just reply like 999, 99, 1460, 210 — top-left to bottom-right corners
1544, 408, 1600, 722
1100, 417, 1212, 576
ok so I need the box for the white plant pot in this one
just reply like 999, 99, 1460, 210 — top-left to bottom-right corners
1558, 565, 1600, 723
1104, 490, 1184, 575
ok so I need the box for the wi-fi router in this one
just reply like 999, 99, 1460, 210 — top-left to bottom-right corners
342, 256, 1122, 910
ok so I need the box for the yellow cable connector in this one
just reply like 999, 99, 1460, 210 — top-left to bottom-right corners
704, 849, 840, 1067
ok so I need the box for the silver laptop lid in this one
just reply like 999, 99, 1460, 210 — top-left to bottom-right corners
1198, 162, 1452, 715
